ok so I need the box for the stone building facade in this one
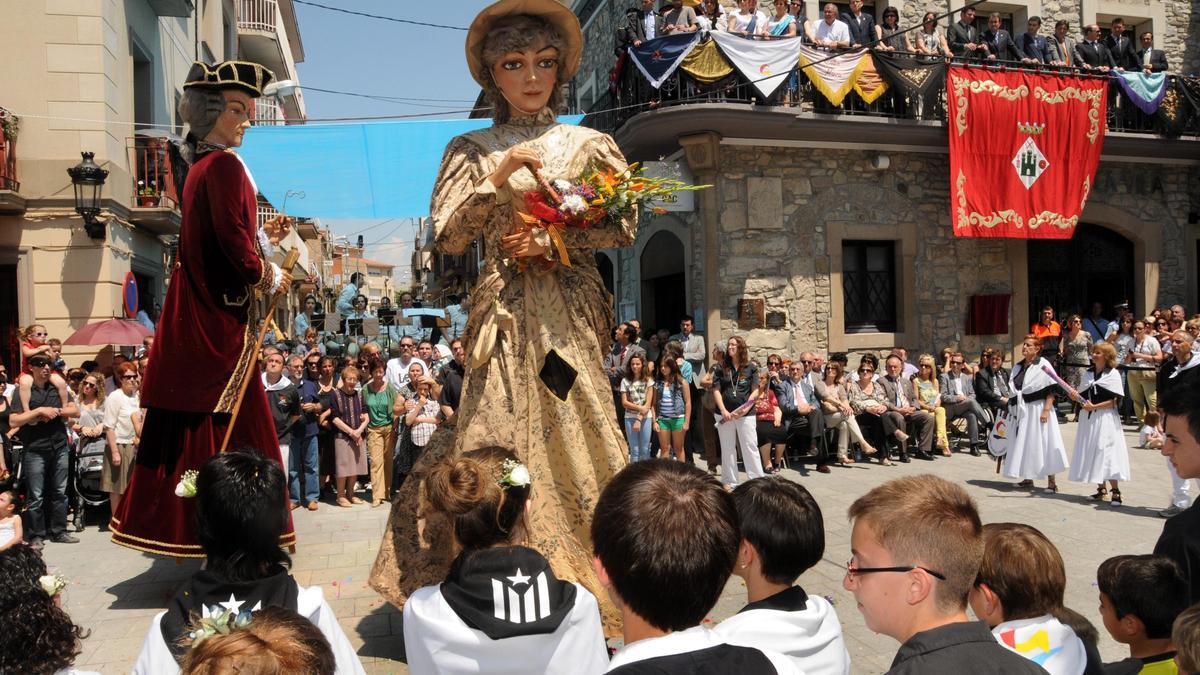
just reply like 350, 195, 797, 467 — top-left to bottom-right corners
573, 0, 1200, 364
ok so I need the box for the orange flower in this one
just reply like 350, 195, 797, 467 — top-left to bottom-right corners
651, 206, 667, 215
628, 182, 645, 192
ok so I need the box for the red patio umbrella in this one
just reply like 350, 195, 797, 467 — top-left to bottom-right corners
62, 318, 153, 346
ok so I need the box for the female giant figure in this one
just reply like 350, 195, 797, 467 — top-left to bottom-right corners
370, 0, 634, 631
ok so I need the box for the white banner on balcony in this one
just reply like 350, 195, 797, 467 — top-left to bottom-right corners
710, 32, 802, 99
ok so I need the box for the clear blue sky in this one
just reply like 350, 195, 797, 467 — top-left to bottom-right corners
293, 1, 494, 281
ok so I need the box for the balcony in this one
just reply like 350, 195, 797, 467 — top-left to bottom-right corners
252, 97, 286, 126
127, 134, 181, 235
146, 0, 194, 17
0, 110, 23, 214
584, 48, 1200, 163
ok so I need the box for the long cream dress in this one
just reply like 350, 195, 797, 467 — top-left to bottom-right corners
369, 108, 634, 632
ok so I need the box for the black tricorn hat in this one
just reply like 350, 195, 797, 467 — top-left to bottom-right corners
183, 60, 275, 98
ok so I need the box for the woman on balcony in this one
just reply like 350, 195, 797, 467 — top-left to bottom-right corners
759, 0, 797, 38
876, 7, 907, 51
727, 0, 769, 37
370, 0, 636, 636
915, 11, 953, 59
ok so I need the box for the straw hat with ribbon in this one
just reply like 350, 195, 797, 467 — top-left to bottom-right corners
466, 0, 582, 86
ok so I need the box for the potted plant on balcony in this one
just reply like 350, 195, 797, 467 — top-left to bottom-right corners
137, 179, 160, 207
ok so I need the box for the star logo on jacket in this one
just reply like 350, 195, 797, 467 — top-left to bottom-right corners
1012, 134, 1049, 189
491, 568, 552, 624
200, 594, 263, 618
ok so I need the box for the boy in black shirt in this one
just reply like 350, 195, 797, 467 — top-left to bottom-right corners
593, 460, 797, 673
1097, 554, 1188, 674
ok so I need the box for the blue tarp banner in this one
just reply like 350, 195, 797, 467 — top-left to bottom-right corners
238, 115, 584, 220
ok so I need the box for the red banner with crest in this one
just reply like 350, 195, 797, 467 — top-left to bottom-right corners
947, 66, 1107, 239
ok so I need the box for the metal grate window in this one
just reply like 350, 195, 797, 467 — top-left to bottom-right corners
842, 240, 897, 333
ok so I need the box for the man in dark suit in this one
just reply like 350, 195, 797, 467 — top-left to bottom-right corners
880, 355, 935, 462
840, 0, 875, 49
1136, 30, 1170, 73
1074, 24, 1117, 71
615, 0, 662, 55
1018, 16, 1052, 63
947, 6, 985, 59
981, 12, 1024, 62
1104, 17, 1139, 70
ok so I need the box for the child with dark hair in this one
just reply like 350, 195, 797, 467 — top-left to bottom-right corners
403, 446, 608, 674
970, 523, 1100, 674
0, 485, 22, 551
180, 606, 335, 675
714, 478, 850, 674
133, 450, 364, 674
594, 460, 798, 673
0, 545, 93, 675
1097, 555, 1189, 675
1174, 603, 1200, 674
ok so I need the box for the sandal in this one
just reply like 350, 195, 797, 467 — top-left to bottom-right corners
1016, 480, 1034, 488
350, 496, 366, 505
837, 457, 855, 466
861, 444, 878, 456
1110, 489, 1123, 506
336, 497, 353, 508
1045, 482, 1059, 494
1090, 486, 1108, 501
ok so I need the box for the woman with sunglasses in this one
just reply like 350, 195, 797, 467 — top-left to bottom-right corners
821, 361, 876, 464
102, 363, 141, 515
1058, 314, 1093, 423
846, 359, 897, 466
70, 373, 106, 531
1124, 319, 1162, 422
913, 354, 951, 456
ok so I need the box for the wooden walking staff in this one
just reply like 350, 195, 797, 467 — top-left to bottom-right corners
219, 246, 300, 454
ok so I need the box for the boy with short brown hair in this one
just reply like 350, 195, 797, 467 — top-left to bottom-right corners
845, 474, 1047, 674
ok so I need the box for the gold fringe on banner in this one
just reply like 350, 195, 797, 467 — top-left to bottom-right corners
854, 56, 889, 104
798, 47, 870, 106
680, 39, 735, 83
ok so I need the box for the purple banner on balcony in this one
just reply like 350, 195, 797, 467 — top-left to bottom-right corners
628, 32, 703, 89
237, 115, 583, 219
1113, 71, 1167, 115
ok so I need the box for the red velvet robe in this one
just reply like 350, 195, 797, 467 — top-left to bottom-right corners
111, 149, 295, 558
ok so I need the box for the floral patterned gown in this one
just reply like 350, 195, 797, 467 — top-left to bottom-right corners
369, 109, 635, 633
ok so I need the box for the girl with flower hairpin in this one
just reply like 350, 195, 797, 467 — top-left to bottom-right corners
403, 446, 608, 675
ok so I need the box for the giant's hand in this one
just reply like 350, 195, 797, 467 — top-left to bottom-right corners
501, 229, 548, 258
489, 146, 543, 190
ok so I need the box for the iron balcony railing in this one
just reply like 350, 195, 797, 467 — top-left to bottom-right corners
128, 135, 179, 209
583, 46, 1199, 139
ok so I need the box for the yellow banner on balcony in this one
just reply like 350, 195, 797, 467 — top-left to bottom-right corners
680, 39, 735, 84
798, 45, 886, 106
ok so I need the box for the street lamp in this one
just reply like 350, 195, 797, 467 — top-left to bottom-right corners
67, 151, 109, 239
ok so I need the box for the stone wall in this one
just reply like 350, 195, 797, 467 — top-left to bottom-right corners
577, 0, 626, 111
643, 144, 1197, 365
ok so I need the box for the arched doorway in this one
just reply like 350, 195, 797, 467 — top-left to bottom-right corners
1028, 223, 1134, 320
639, 230, 686, 333
595, 251, 615, 298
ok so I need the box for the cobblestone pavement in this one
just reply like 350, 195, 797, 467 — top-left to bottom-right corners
45, 422, 1174, 674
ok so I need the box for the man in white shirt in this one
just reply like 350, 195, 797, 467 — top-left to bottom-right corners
813, 3, 850, 48
384, 337, 429, 392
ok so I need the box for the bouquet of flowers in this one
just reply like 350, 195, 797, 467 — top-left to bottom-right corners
517, 162, 708, 270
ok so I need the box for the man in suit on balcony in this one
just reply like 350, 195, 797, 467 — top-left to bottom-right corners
1104, 17, 1139, 71
981, 13, 1024, 62
1074, 24, 1117, 71
840, 0, 875, 49
1048, 19, 1075, 66
948, 6, 985, 59
616, 0, 663, 54
1018, 16, 1052, 64
1136, 30, 1169, 73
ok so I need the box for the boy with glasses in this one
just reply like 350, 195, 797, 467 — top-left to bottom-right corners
845, 475, 1046, 674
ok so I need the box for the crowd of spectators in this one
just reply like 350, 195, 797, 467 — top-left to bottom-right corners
619, 1, 1172, 73
605, 303, 1199, 512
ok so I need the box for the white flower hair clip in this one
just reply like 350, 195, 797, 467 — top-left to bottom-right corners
498, 459, 530, 488
40, 573, 68, 598
175, 469, 200, 498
